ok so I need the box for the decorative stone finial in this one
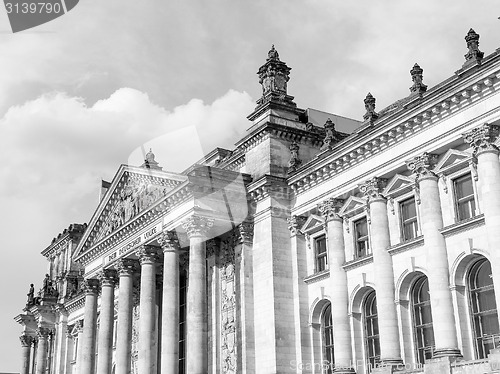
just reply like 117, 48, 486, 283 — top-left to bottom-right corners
363, 93, 379, 123
410, 63, 428, 95
267, 45, 280, 61
320, 118, 339, 151
141, 148, 162, 170
287, 141, 302, 174
463, 28, 484, 67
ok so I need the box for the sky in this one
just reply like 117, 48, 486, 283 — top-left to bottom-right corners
0, 0, 499, 370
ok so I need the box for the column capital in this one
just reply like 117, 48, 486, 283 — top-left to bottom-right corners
318, 198, 344, 222
81, 278, 100, 295
182, 215, 214, 239
237, 222, 254, 244
463, 123, 500, 156
158, 230, 180, 252
98, 269, 117, 287
36, 327, 52, 339
287, 215, 307, 235
75, 320, 84, 333
66, 325, 74, 339
359, 177, 387, 202
19, 335, 34, 347
116, 258, 136, 277
136, 245, 161, 265
406, 152, 439, 181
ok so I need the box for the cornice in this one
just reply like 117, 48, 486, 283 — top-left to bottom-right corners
247, 174, 290, 203
64, 293, 85, 314
440, 214, 485, 238
388, 236, 424, 256
303, 269, 330, 284
288, 58, 500, 195
343, 255, 373, 271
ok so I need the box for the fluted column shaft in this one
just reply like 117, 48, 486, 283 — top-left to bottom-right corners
35, 328, 51, 374
115, 259, 136, 374
464, 124, 500, 326
137, 246, 159, 374
79, 279, 99, 374
20, 335, 33, 374
183, 216, 213, 374
159, 231, 180, 374
407, 152, 461, 357
319, 198, 355, 373
360, 178, 401, 364
96, 270, 117, 374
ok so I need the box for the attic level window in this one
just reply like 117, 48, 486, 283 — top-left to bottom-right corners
315, 235, 328, 272
454, 174, 476, 221
354, 217, 369, 259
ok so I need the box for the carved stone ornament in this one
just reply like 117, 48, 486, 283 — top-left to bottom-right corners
321, 118, 340, 151
363, 93, 379, 123
135, 245, 160, 265
157, 230, 180, 252
318, 198, 345, 222
36, 327, 52, 339
81, 278, 100, 295
206, 239, 218, 258
116, 258, 136, 277
182, 215, 214, 238
409, 63, 428, 95
140, 148, 161, 170
98, 269, 117, 287
463, 28, 484, 67
287, 141, 302, 173
406, 152, 439, 181
287, 215, 307, 235
237, 222, 254, 244
19, 335, 34, 347
463, 123, 500, 155
75, 320, 84, 333
359, 177, 387, 202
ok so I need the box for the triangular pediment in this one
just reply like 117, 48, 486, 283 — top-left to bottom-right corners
434, 149, 472, 175
383, 174, 415, 197
339, 196, 366, 218
74, 165, 187, 259
300, 214, 324, 234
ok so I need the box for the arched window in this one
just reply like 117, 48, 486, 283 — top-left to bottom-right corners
322, 303, 334, 373
364, 291, 380, 368
469, 259, 500, 358
411, 277, 434, 363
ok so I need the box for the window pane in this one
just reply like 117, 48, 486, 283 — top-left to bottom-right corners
412, 277, 435, 364
456, 175, 474, 197
455, 174, 476, 221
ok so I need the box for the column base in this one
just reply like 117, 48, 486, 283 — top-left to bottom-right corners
333, 366, 355, 374
432, 348, 462, 359
423, 355, 460, 374
371, 359, 404, 374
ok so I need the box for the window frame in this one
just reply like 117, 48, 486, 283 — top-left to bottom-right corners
363, 290, 380, 370
452, 172, 478, 222
398, 195, 420, 242
314, 234, 328, 273
352, 215, 370, 260
410, 276, 435, 364
321, 303, 335, 374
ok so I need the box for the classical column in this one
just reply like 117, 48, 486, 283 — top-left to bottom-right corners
20, 335, 33, 374
115, 259, 136, 374
158, 230, 180, 374
35, 328, 51, 374
96, 269, 117, 374
75, 320, 84, 373
464, 124, 500, 325
318, 198, 355, 373
359, 177, 402, 365
136, 245, 160, 374
407, 153, 461, 357
79, 278, 100, 374
53, 305, 69, 374
182, 215, 213, 374
64, 327, 75, 374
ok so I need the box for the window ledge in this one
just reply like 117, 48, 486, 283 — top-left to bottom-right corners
304, 269, 330, 284
440, 214, 484, 237
388, 236, 424, 256
343, 255, 373, 271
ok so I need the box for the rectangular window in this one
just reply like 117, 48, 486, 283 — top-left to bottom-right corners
315, 235, 328, 272
454, 174, 476, 221
354, 217, 369, 259
400, 197, 418, 241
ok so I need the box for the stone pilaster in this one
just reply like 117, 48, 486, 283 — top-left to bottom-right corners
318, 198, 355, 373
158, 230, 181, 374
20, 335, 33, 374
359, 177, 402, 365
74, 320, 84, 374
235, 222, 256, 373
115, 259, 136, 374
136, 245, 160, 374
79, 278, 100, 374
35, 327, 52, 374
53, 305, 68, 374
182, 215, 213, 374
464, 124, 500, 327
64, 327, 75, 374
407, 153, 461, 357
96, 269, 117, 374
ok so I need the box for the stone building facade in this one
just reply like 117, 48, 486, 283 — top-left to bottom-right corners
14, 29, 500, 374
